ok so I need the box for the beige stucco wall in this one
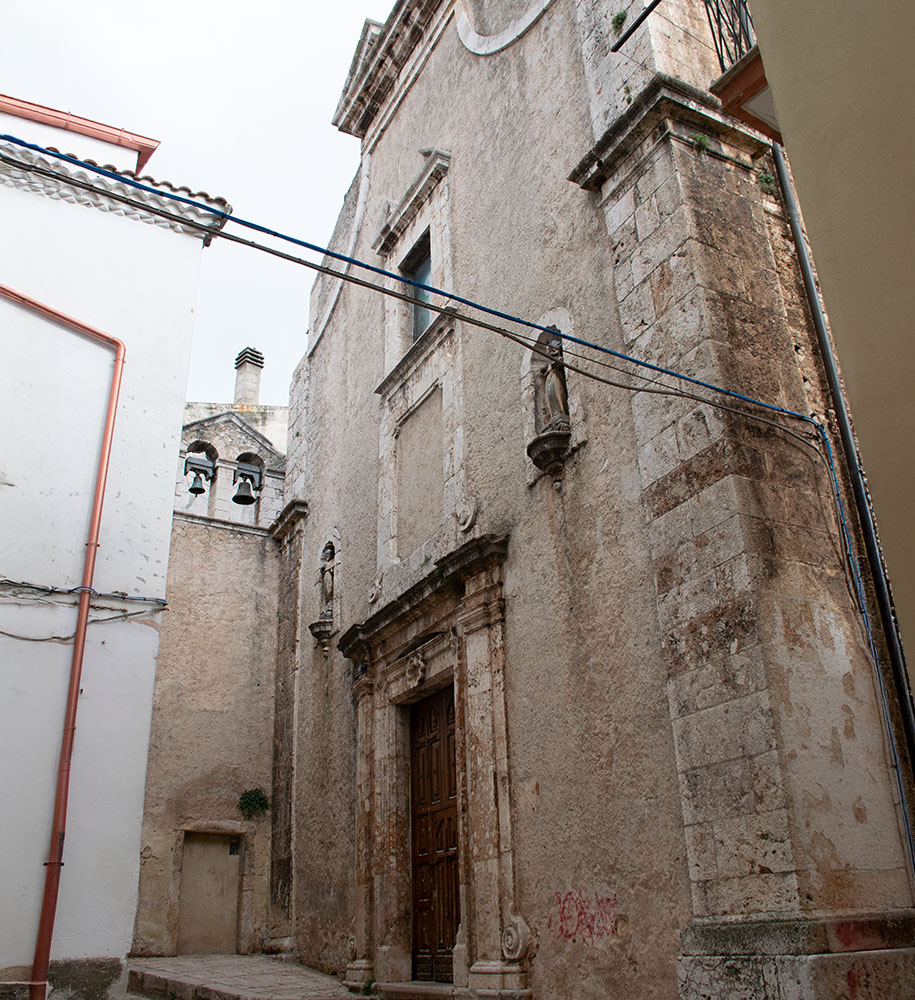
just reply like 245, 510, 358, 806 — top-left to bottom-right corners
746, 0, 915, 654
132, 516, 278, 956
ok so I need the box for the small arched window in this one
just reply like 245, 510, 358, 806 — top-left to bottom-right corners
183, 441, 217, 498
233, 453, 264, 507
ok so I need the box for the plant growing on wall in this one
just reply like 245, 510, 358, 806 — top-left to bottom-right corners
612, 10, 627, 33
756, 170, 778, 196
238, 788, 270, 820
690, 133, 712, 154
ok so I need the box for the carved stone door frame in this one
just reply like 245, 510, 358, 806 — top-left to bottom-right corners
340, 535, 531, 998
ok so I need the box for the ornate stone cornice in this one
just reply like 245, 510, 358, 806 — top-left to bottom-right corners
338, 533, 509, 660
567, 74, 768, 192
270, 500, 309, 542
375, 307, 455, 398
332, 0, 445, 138
0, 140, 229, 238
173, 512, 271, 537
681, 912, 915, 957
371, 148, 450, 256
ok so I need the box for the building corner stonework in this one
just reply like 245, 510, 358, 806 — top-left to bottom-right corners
573, 67, 915, 1000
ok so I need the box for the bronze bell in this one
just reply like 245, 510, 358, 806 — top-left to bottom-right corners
232, 478, 256, 505
188, 472, 206, 496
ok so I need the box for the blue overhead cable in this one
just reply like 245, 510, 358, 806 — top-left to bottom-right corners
0, 132, 864, 600
0, 137, 882, 647
0, 131, 814, 427
3, 128, 911, 866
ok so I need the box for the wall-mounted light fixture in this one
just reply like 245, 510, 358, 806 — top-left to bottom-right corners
232, 461, 262, 505
184, 454, 214, 496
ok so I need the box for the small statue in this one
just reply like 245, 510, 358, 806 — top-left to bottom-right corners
527, 332, 572, 476
540, 337, 569, 430
319, 542, 335, 619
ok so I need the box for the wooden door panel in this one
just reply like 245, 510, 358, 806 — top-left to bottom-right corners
411, 686, 459, 982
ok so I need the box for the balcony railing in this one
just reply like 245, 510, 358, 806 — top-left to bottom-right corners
702, 0, 756, 73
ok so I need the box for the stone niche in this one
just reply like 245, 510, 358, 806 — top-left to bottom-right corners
339, 534, 532, 1000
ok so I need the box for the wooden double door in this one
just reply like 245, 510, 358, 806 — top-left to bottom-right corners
410, 686, 460, 982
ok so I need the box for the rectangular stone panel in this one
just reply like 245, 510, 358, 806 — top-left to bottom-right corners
397, 387, 444, 557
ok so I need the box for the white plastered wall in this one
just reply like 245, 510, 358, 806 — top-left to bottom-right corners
0, 169, 204, 966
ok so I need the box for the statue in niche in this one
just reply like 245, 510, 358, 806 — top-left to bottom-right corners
537, 335, 570, 432
527, 330, 572, 476
319, 542, 335, 620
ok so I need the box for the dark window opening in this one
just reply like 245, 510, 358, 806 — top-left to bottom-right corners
402, 232, 434, 342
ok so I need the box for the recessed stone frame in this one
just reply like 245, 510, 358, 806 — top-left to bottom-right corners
372, 149, 454, 375
374, 310, 475, 606
339, 535, 532, 999
166, 821, 260, 955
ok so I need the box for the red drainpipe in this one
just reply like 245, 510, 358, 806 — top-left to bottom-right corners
0, 284, 126, 1000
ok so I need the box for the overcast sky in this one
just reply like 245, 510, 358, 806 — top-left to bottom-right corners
2, 0, 393, 405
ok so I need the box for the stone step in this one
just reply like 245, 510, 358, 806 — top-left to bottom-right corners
128, 956, 364, 1000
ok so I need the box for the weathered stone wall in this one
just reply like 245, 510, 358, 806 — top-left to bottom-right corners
573, 72, 915, 994
132, 517, 278, 956
185, 401, 289, 454
283, 1, 915, 997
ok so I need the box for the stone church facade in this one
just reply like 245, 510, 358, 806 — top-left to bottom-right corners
136, 2, 915, 998
271, 1, 915, 997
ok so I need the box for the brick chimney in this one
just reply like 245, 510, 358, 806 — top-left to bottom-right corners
234, 347, 264, 406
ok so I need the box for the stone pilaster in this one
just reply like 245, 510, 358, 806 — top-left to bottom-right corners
457, 566, 531, 999
268, 501, 308, 948
573, 77, 915, 998
372, 670, 413, 985
345, 669, 376, 989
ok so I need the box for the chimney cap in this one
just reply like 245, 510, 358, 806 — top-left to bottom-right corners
235, 347, 265, 369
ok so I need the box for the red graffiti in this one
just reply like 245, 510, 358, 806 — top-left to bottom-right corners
548, 890, 618, 944
846, 969, 858, 1000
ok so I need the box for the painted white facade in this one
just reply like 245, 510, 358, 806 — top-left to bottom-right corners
0, 113, 225, 994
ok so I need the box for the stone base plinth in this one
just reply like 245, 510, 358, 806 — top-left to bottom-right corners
343, 959, 374, 993
467, 961, 530, 998
679, 914, 915, 999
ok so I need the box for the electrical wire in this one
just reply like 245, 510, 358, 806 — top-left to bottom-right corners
653, 10, 719, 57
1, 577, 167, 605
0, 607, 163, 644
0, 137, 898, 774
0, 143, 859, 593
0, 134, 820, 428
0, 143, 830, 490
